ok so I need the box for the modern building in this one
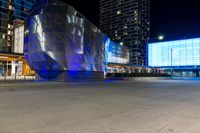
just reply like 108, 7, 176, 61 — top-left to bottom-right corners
0, 0, 35, 78
148, 38, 200, 77
99, 0, 150, 65
24, 0, 129, 81
0, 0, 35, 52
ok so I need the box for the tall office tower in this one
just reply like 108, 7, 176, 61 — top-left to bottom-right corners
0, 0, 35, 53
99, 0, 150, 65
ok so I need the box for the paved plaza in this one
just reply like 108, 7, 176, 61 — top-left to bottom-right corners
1, 80, 200, 133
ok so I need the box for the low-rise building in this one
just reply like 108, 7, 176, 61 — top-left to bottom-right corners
148, 38, 200, 77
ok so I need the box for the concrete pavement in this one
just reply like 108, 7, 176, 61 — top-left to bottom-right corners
0, 80, 200, 133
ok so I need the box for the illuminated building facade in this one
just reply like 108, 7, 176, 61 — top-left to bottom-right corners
148, 38, 200, 77
0, 0, 35, 52
25, 0, 129, 81
99, 0, 150, 65
0, 0, 35, 78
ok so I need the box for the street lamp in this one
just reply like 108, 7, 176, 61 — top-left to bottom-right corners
158, 35, 164, 41
120, 42, 124, 46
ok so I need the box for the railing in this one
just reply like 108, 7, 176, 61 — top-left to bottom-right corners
0, 75, 36, 80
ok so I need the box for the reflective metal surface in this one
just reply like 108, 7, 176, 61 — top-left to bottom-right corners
24, 0, 129, 80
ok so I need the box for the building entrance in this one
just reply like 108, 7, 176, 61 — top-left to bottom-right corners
0, 53, 35, 80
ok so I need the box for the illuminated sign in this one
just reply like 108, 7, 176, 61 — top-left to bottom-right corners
148, 38, 200, 67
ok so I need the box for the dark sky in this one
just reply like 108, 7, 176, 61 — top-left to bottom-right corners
63, 0, 200, 41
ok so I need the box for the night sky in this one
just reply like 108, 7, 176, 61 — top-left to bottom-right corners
63, 0, 200, 42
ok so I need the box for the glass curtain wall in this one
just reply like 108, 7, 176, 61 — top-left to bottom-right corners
148, 38, 200, 67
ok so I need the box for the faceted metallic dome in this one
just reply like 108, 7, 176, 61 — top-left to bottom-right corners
25, 0, 129, 81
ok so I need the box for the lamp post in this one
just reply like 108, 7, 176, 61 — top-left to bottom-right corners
141, 56, 144, 66
135, 52, 141, 66
171, 48, 173, 76
171, 48, 173, 66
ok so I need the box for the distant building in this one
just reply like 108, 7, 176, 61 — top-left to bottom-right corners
148, 38, 200, 77
99, 0, 150, 65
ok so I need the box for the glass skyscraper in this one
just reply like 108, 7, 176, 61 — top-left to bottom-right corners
99, 0, 150, 65
0, 0, 35, 78
0, 0, 35, 52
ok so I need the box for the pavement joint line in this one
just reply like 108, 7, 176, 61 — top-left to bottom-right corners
155, 104, 194, 133
0, 80, 138, 88
0, 81, 100, 87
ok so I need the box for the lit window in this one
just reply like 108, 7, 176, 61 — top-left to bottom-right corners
134, 17, 138, 21
123, 25, 127, 29
117, 10, 121, 15
8, 31, 11, 35
8, 24, 11, 29
2, 34, 5, 39
117, 36, 121, 39
123, 32, 128, 35
134, 11, 137, 14
9, 5, 13, 10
